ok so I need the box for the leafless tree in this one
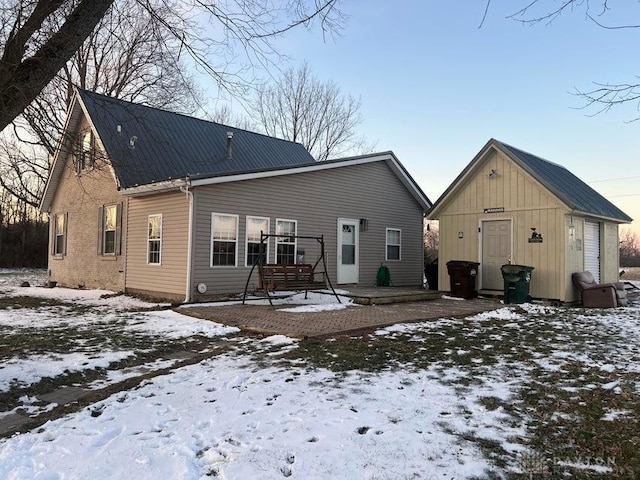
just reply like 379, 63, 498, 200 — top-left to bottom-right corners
209, 104, 256, 131
251, 62, 374, 161
0, 0, 343, 210
424, 221, 439, 264
481, 0, 640, 119
0, 0, 202, 210
620, 227, 640, 266
0, 0, 343, 134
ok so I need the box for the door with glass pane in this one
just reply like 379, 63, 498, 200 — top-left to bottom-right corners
337, 218, 359, 284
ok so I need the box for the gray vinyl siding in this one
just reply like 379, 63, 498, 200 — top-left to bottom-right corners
191, 161, 425, 297
125, 191, 189, 300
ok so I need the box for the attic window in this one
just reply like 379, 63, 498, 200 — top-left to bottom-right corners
76, 131, 95, 172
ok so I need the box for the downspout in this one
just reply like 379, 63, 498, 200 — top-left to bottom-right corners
181, 178, 194, 303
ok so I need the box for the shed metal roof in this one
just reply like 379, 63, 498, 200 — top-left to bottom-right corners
78, 89, 315, 189
428, 138, 632, 223
496, 140, 632, 222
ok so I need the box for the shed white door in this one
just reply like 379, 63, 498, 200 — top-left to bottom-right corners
337, 218, 359, 284
584, 220, 601, 283
481, 220, 512, 290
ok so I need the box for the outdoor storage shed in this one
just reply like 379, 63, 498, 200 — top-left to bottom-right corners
427, 138, 632, 303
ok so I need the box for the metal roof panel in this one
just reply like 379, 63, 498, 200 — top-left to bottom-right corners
78, 90, 315, 188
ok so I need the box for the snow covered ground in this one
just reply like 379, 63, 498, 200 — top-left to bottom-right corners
0, 271, 639, 478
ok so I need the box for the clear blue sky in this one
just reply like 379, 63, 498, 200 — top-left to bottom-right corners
211, 1, 640, 234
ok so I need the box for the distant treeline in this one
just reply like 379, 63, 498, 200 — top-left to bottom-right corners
0, 219, 48, 268
620, 256, 640, 268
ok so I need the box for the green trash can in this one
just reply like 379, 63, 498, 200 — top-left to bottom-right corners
446, 260, 480, 299
501, 264, 534, 304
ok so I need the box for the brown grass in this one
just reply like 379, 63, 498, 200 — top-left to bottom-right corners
620, 267, 640, 280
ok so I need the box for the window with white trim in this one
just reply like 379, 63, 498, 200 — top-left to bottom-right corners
276, 219, 297, 265
211, 213, 238, 267
147, 214, 162, 265
53, 213, 66, 256
386, 228, 401, 261
77, 131, 95, 172
100, 204, 120, 255
246, 216, 269, 267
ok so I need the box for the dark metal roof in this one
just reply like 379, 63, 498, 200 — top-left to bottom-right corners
496, 140, 632, 222
78, 90, 315, 189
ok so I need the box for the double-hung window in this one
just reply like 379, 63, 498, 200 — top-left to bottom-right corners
386, 228, 401, 261
211, 213, 238, 267
147, 214, 162, 265
53, 213, 67, 256
77, 131, 95, 172
276, 219, 297, 265
100, 204, 121, 255
246, 216, 269, 267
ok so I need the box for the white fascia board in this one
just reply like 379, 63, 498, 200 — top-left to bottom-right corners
76, 95, 120, 188
120, 178, 188, 196
39, 94, 83, 212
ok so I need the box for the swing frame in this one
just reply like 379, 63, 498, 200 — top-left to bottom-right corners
242, 232, 342, 306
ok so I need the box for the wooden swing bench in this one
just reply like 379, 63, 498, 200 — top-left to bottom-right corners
242, 233, 341, 306
260, 264, 326, 292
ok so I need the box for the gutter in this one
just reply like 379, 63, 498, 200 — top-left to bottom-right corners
180, 178, 194, 303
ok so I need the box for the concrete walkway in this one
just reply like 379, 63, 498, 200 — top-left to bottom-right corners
182, 297, 502, 339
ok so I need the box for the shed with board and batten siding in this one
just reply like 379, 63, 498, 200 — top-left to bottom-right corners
427, 138, 632, 303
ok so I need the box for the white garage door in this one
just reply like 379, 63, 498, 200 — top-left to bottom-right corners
584, 221, 601, 283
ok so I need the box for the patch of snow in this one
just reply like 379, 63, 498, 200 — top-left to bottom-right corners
278, 303, 349, 313
87, 359, 180, 389
259, 335, 297, 347
374, 318, 462, 336
601, 409, 632, 421
0, 356, 522, 479
441, 294, 466, 301
0, 351, 134, 392
181, 290, 353, 310
10, 286, 170, 310
122, 309, 239, 338
468, 307, 522, 321
556, 460, 614, 474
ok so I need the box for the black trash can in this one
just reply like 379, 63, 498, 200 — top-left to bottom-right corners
501, 264, 534, 304
446, 260, 480, 299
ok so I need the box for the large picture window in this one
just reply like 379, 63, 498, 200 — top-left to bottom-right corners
53, 213, 67, 256
211, 213, 238, 267
246, 216, 269, 267
147, 214, 162, 265
276, 219, 297, 265
386, 228, 401, 261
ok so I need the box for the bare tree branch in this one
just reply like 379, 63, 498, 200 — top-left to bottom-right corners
0, 0, 344, 132
481, 1, 640, 120
0, 0, 117, 133
251, 62, 374, 162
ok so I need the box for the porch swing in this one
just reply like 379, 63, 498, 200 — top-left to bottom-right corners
242, 232, 342, 306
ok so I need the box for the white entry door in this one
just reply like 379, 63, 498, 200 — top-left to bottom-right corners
481, 219, 512, 290
337, 218, 359, 284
